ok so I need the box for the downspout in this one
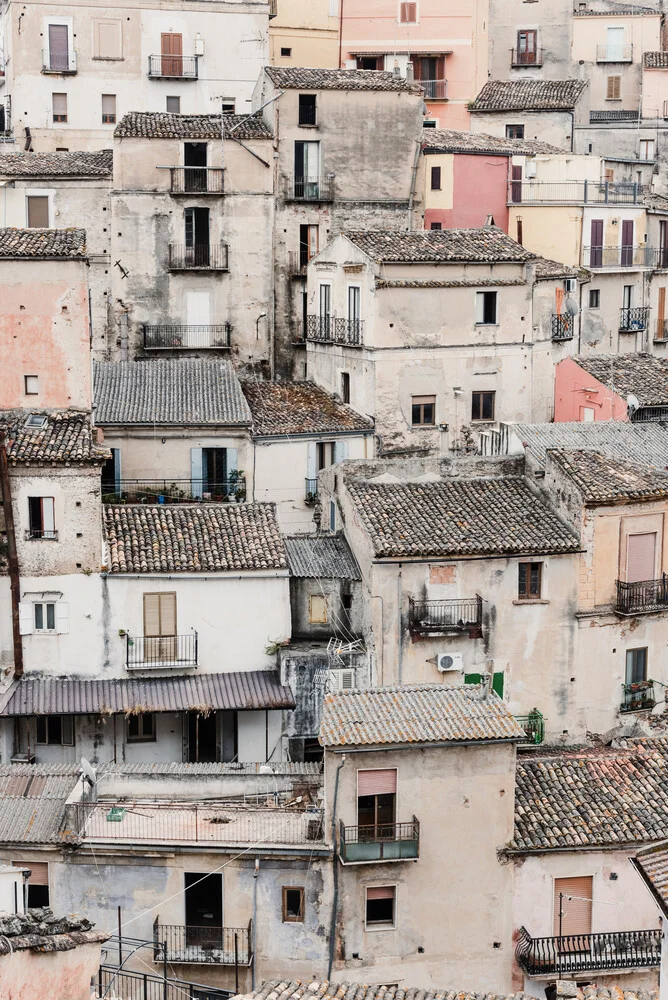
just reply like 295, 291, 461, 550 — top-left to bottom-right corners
327, 754, 346, 979
397, 565, 403, 684
338, 0, 344, 69
0, 430, 23, 679
251, 857, 259, 989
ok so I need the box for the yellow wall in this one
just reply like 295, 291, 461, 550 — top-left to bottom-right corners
423, 152, 454, 211
508, 206, 584, 268
270, 0, 339, 67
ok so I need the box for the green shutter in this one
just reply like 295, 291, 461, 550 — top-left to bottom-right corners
464, 672, 504, 698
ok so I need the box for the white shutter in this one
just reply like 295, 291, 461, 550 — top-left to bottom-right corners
334, 440, 348, 463
307, 442, 317, 480
55, 602, 69, 634
112, 448, 121, 492
19, 604, 34, 635
227, 448, 238, 477
42, 499, 55, 534
191, 448, 203, 499
627, 533, 656, 583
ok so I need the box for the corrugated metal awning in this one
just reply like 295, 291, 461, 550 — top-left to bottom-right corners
284, 535, 361, 580
0, 671, 295, 717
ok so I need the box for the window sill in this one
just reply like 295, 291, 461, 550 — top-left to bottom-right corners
513, 598, 549, 605
411, 423, 437, 429
365, 923, 396, 932
297, 123, 319, 129
475, 323, 499, 328
91, 56, 125, 61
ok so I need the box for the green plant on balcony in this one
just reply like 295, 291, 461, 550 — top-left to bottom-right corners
228, 469, 246, 502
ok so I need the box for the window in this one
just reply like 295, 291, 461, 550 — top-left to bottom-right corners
606, 75, 621, 100
606, 25, 624, 61
52, 93, 67, 123
309, 595, 328, 624
411, 395, 435, 426
160, 33, 183, 76
26, 414, 47, 428
357, 56, 383, 70
47, 23, 70, 72
26, 196, 49, 228
580, 406, 595, 422
298, 224, 319, 269
144, 593, 176, 636
623, 284, 633, 309
626, 532, 657, 583
101, 94, 116, 124
422, 119, 437, 128
589, 288, 600, 308
222, 101, 235, 115
127, 713, 156, 742
294, 140, 320, 198
317, 441, 335, 471
36, 716, 74, 746
626, 647, 648, 685
430, 165, 441, 190
14, 863, 49, 908
604, 167, 615, 183
329, 501, 336, 533
505, 124, 524, 139
658, 286, 667, 340
516, 29, 538, 65
298, 94, 317, 127
430, 222, 442, 230
34, 602, 56, 631
341, 372, 350, 404
24, 375, 39, 395
282, 887, 304, 922
471, 390, 495, 421
399, 1, 417, 23
93, 19, 123, 60
640, 139, 655, 161
476, 290, 498, 325
318, 283, 331, 332
348, 285, 361, 333
516, 218, 523, 245
166, 95, 180, 113
366, 886, 395, 927
518, 562, 542, 600
358, 768, 396, 833
280, 47, 292, 57
329, 0, 338, 14
28, 497, 56, 540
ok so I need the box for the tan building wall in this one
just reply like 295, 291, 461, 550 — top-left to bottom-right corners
269, 0, 338, 68
572, 13, 660, 115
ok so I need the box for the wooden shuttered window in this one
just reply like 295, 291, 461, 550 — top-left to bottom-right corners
367, 885, 395, 900
658, 287, 667, 339
52, 93, 67, 123
27, 196, 49, 228
607, 75, 621, 100
553, 876, 593, 937
14, 861, 50, 907
399, 2, 417, 23
627, 533, 657, 583
358, 769, 397, 796
143, 593, 176, 637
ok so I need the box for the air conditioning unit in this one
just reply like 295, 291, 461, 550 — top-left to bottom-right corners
331, 668, 356, 690
437, 652, 464, 673
564, 278, 577, 292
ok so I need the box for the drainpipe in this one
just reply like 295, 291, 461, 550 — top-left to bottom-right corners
397, 565, 403, 685
251, 857, 259, 990
338, 0, 344, 69
407, 140, 421, 231
661, 915, 668, 1000
0, 430, 23, 679
327, 754, 346, 979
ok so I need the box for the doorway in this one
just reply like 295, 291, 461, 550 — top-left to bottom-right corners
185, 872, 223, 948
187, 712, 217, 762
184, 142, 207, 192
185, 208, 210, 266
203, 448, 228, 493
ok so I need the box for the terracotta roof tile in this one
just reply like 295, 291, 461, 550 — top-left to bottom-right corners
265, 66, 420, 92
114, 112, 273, 140
0, 410, 109, 465
549, 449, 668, 504
470, 79, 587, 112
0, 150, 112, 177
0, 228, 86, 258
237, 981, 654, 1000
241, 380, 373, 436
633, 842, 668, 915
343, 228, 534, 263
572, 353, 668, 406
421, 128, 565, 155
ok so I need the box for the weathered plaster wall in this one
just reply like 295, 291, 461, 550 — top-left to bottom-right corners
0, 938, 103, 1000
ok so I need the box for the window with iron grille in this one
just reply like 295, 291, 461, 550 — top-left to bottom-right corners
518, 562, 542, 600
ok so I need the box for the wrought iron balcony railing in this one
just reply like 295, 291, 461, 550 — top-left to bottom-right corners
508, 180, 645, 205
126, 632, 198, 669
148, 55, 198, 79
408, 596, 483, 636
616, 576, 668, 615
97, 964, 231, 1000
596, 44, 633, 62
42, 49, 77, 73
168, 244, 229, 270
511, 49, 543, 67
102, 478, 246, 503
305, 478, 318, 504
515, 925, 661, 976
421, 79, 447, 100
143, 324, 231, 350
590, 109, 640, 122
621, 680, 656, 713
582, 245, 656, 269
619, 306, 650, 332
552, 314, 574, 341
339, 818, 419, 863
289, 176, 334, 201
169, 167, 224, 194
154, 922, 252, 966
305, 315, 364, 346
515, 709, 545, 745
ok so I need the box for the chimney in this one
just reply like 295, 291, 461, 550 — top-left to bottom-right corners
406, 61, 414, 84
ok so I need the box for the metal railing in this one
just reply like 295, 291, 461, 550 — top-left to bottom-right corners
154, 922, 252, 966
590, 109, 640, 122
98, 965, 232, 1000
288, 250, 309, 275
305, 315, 364, 346
582, 245, 656, 269
126, 632, 198, 669
169, 167, 224, 194
339, 817, 419, 863
621, 680, 656, 713
168, 244, 229, 270
289, 176, 334, 201
143, 324, 231, 350
305, 478, 318, 504
552, 314, 574, 341
421, 79, 448, 99
619, 306, 649, 332
631, 406, 668, 422
616, 576, 668, 614
298, 104, 317, 126
42, 48, 77, 73
515, 925, 661, 976
102, 478, 245, 503
597, 44, 633, 62
508, 180, 646, 205
25, 529, 58, 541
408, 596, 483, 634
515, 709, 545, 745
148, 55, 198, 79
511, 49, 543, 67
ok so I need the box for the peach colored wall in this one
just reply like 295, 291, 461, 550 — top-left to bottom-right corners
0, 940, 102, 1000
554, 356, 628, 422
0, 258, 91, 410
424, 151, 509, 230
642, 66, 668, 119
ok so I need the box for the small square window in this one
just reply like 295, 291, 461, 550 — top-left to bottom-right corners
281, 47, 292, 57
309, 594, 328, 624
607, 75, 621, 100
222, 101, 235, 115
399, 1, 417, 23
282, 886, 304, 922
626, 647, 648, 684
34, 602, 56, 631
36, 715, 74, 746
298, 94, 317, 126
430, 222, 442, 230
471, 391, 495, 421
366, 886, 395, 927
166, 96, 180, 113
518, 562, 542, 600
127, 713, 156, 742
589, 289, 600, 308
24, 375, 39, 395
411, 395, 435, 426
505, 124, 524, 139
476, 290, 498, 325
25, 414, 47, 428
430, 165, 441, 190
27, 196, 49, 228
102, 94, 116, 124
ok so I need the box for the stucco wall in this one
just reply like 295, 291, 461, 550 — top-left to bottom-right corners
470, 111, 575, 151
0, 938, 103, 1000
423, 151, 510, 232
269, 0, 338, 68
488, 0, 573, 80
553, 356, 628, 422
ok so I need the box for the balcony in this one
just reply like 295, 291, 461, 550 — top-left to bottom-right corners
619, 306, 649, 332
616, 576, 668, 615
590, 109, 640, 122
126, 632, 198, 670
305, 315, 364, 346
102, 478, 246, 503
148, 54, 198, 79
288, 176, 334, 201
25, 529, 58, 541
288, 251, 309, 276
508, 180, 645, 205
421, 79, 448, 100
515, 709, 545, 745
515, 925, 661, 977
305, 478, 318, 504
597, 44, 633, 62
42, 49, 77, 74
154, 922, 252, 966
339, 818, 419, 863
408, 596, 483, 637
168, 244, 229, 271
552, 314, 574, 342
511, 49, 543, 67
621, 680, 656, 713
582, 245, 656, 269
143, 324, 231, 350
169, 167, 224, 195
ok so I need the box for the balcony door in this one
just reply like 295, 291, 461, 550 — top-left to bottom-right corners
627, 532, 657, 583
186, 291, 211, 341
184, 142, 207, 193
161, 32, 182, 77
186, 712, 217, 763
185, 207, 210, 266
517, 30, 537, 65
357, 768, 396, 841
184, 872, 223, 949
143, 592, 177, 662
348, 285, 361, 339
606, 26, 624, 61
553, 876, 593, 939
590, 219, 603, 267
48, 24, 69, 72
294, 141, 320, 198
621, 219, 634, 267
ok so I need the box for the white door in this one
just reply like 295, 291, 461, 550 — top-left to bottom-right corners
186, 292, 211, 347
304, 141, 320, 196
607, 27, 624, 60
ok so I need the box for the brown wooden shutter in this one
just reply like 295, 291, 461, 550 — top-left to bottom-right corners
553, 876, 592, 936
555, 287, 564, 317
143, 594, 161, 637
658, 287, 666, 339
161, 33, 182, 76
367, 885, 395, 900
358, 769, 397, 796
159, 593, 177, 636
607, 75, 621, 100
27, 197, 49, 228
14, 861, 48, 885
627, 533, 657, 583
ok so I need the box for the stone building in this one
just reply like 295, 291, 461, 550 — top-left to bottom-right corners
469, 79, 589, 151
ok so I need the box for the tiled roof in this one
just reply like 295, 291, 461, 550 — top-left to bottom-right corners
512, 743, 668, 851
533, 256, 583, 279
375, 276, 526, 288
0, 410, 110, 465
632, 842, 668, 916
93, 360, 251, 425
470, 79, 587, 112
347, 477, 579, 558
549, 449, 668, 504
644, 193, 668, 214
0, 150, 112, 177
241, 380, 373, 436
513, 420, 668, 469
421, 128, 565, 156
572, 354, 668, 406
319, 683, 526, 747
0, 228, 86, 258
343, 228, 534, 263
645, 51, 668, 68
0, 911, 108, 955
265, 66, 420, 92
239, 983, 540, 1000
114, 112, 273, 140
284, 535, 361, 579
0, 671, 295, 716
103, 503, 287, 573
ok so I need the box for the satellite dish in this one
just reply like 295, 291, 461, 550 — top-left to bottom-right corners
80, 757, 97, 787
627, 394, 640, 414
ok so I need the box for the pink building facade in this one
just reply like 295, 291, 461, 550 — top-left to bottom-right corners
554, 357, 629, 423
338, 0, 488, 129
422, 147, 510, 231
